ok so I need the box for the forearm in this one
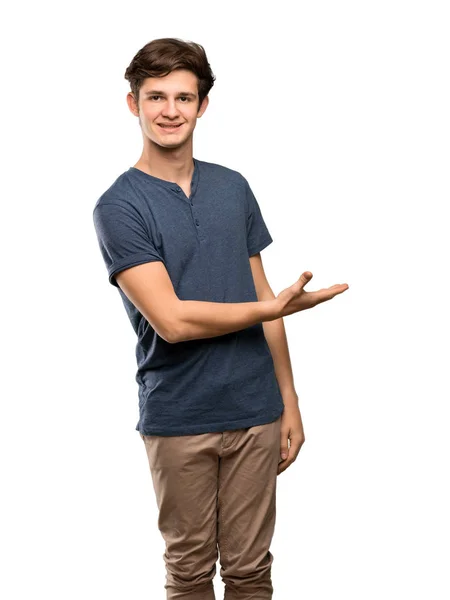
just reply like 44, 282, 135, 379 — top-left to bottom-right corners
174, 298, 280, 342
260, 292, 298, 406
262, 318, 296, 395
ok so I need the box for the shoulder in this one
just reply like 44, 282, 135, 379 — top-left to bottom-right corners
92, 169, 142, 215
196, 158, 248, 189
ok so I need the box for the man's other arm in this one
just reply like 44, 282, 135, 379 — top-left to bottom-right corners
248, 253, 298, 404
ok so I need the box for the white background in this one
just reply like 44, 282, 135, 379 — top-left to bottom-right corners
2, 1, 449, 598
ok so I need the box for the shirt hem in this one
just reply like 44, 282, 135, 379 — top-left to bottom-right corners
136, 404, 285, 437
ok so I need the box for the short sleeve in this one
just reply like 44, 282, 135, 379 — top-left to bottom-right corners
244, 177, 273, 257
92, 201, 164, 288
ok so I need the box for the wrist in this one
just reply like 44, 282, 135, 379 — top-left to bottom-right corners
267, 297, 282, 321
281, 389, 299, 408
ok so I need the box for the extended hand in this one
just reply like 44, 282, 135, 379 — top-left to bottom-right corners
276, 272, 349, 318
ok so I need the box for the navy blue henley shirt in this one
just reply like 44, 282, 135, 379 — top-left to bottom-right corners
92, 157, 285, 436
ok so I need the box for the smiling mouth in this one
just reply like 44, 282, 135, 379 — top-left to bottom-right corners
158, 123, 183, 130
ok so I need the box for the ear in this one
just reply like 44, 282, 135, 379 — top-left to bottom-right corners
197, 95, 209, 118
126, 92, 139, 118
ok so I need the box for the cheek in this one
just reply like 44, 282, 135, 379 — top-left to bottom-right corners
144, 109, 158, 121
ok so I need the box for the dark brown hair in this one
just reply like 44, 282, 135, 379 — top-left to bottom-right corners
124, 38, 216, 111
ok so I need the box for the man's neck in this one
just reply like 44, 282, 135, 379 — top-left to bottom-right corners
133, 149, 195, 186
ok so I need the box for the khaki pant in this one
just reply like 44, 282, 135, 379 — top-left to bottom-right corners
140, 414, 282, 599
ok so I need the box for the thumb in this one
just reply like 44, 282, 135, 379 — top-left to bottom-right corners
280, 434, 289, 460
299, 271, 313, 287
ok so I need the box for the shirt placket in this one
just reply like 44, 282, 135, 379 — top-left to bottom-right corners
170, 162, 206, 242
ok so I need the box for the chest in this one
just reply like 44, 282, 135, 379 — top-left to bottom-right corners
149, 184, 247, 253
144, 184, 249, 294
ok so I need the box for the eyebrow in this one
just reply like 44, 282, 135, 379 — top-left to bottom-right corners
144, 90, 197, 98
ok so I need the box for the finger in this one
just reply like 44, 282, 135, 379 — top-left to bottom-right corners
298, 271, 313, 290
329, 283, 349, 293
326, 283, 349, 292
277, 457, 293, 475
277, 441, 303, 474
280, 434, 290, 461
289, 442, 302, 461
312, 283, 349, 304
277, 460, 287, 475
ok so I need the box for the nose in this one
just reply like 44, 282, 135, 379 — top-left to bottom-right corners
161, 98, 180, 118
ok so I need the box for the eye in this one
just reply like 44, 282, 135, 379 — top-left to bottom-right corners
148, 95, 191, 102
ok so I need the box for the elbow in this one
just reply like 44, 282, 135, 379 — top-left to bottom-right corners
163, 301, 186, 344
165, 322, 185, 344
165, 326, 180, 344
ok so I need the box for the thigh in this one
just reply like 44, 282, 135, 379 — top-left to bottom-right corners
141, 432, 221, 558
217, 416, 282, 575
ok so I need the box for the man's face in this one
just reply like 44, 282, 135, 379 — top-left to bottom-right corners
129, 69, 208, 149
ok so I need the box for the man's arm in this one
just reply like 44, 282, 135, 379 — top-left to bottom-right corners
177, 296, 280, 341
115, 258, 345, 351
115, 261, 281, 344
249, 253, 299, 408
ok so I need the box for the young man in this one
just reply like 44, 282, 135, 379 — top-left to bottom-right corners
92, 38, 348, 600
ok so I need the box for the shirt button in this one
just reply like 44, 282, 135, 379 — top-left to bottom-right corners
173, 187, 181, 193
195, 219, 200, 226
